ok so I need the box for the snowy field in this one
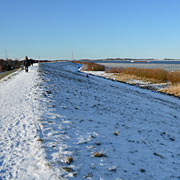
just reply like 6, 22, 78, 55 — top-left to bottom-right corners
1, 62, 180, 180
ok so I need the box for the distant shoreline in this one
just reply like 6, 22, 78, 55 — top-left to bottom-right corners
77, 58, 180, 62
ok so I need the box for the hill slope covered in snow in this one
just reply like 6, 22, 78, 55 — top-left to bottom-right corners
1, 62, 180, 180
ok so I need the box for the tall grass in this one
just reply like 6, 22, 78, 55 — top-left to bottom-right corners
160, 84, 180, 97
75, 61, 105, 71
106, 67, 124, 73
124, 68, 168, 82
167, 72, 180, 85
107, 67, 180, 84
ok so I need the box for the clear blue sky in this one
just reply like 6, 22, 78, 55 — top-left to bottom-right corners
0, 0, 180, 60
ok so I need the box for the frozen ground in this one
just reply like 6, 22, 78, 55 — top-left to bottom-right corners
1, 62, 180, 180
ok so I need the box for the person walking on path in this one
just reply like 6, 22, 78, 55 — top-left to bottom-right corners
24, 56, 30, 72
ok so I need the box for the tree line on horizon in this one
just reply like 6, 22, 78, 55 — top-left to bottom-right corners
0, 59, 51, 72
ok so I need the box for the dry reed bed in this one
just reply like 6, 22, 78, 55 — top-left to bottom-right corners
106, 67, 180, 84
107, 67, 180, 97
74, 61, 105, 71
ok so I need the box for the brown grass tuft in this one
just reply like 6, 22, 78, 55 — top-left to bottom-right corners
65, 156, 74, 164
93, 152, 107, 157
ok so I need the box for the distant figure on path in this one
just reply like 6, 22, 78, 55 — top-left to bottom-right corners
24, 56, 30, 72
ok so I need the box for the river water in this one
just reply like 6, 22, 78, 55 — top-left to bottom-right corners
94, 60, 180, 71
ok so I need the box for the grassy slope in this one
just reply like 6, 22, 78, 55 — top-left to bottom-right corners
0, 69, 20, 80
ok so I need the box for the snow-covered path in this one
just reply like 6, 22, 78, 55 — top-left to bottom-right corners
0, 65, 58, 180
